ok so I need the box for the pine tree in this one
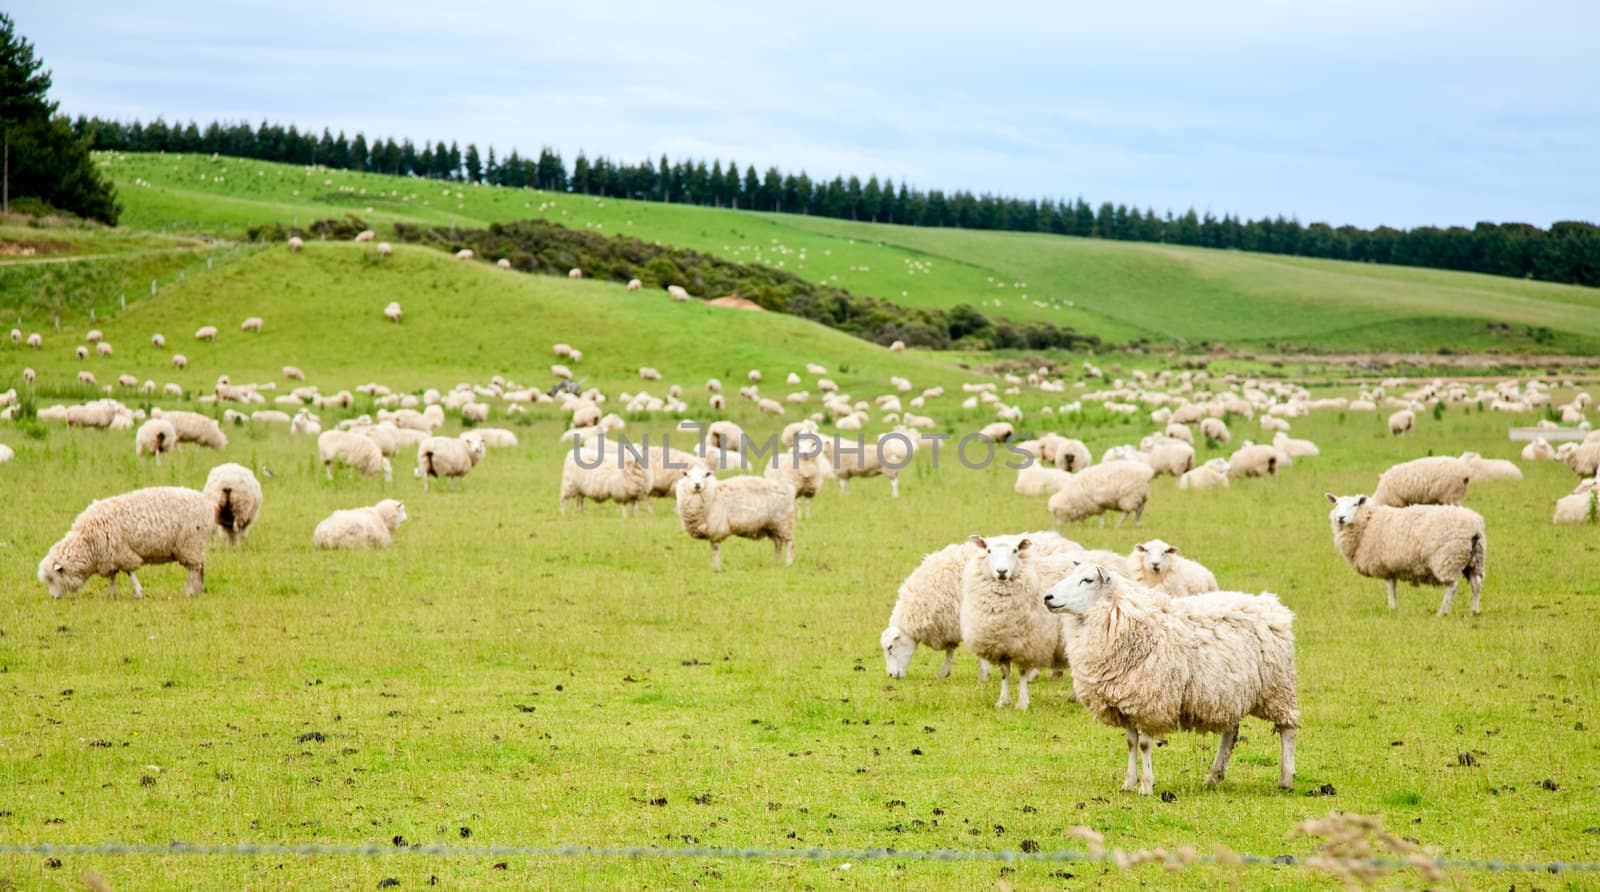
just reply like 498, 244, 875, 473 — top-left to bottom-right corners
464, 143, 482, 183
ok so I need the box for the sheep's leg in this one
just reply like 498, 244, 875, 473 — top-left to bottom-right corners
1098, 514, 1107, 528
977, 658, 990, 682
890, 476, 900, 498
1137, 733, 1155, 795
1114, 511, 1129, 529
107, 572, 118, 599
643, 499, 654, 515
783, 538, 794, 567
1278, 726, 1297, 789
1436, 580, 1458, 617
1385, 578, 1397, 610
559, 496, 567, 516
185, 565, 203, 596
772, 537, 783, 564
1016, 667, 1038, 711
1205, 725, 1238, 786
324, 462, 333, 481
1469, 570, 1483, 615
710, 542, 722, 571
995, 661, 1011, 709
936, 650, 954, 680
839, 478, 849, 495
129, 572, 144, 600
1122, 729, 1140, 792
1132, 504, 1145, 527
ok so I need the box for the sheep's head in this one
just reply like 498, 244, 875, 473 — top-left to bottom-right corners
1044, 563, 1113, 615
377, 499, 408, 527
1325, 493, 1368, 527
970, 535, 1029, 582
1134, 539, 1177, 576
37, 546, 85, 598
880, 626, 916, 678
682, 465, 716, 495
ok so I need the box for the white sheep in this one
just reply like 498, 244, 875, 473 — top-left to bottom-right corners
318, 430, 392, 482
639, 367, 662, 381
1565, 442, 1600, 478
288, 236, 304, 252
455, 249, 474, 261
1521, 438, 1555, 462
959, 535, 1077, 709
1199, 417, 1231, 444
195, 325, 218, 341
1178, 458, 1230, 490
27, 333, 42, 349
497, 258, 512, 270
0, 443, 12, 464
9, 328, 20, 343
822, 433, 914, 498
135, 419, 178, 463
355, 229, 376, 242
239, 317, 263, 333
156, 410, 228, 450
667, 284, 691, 301
1128, 539, 1218, 597
1459, 451, 1522, 482
38, 486, 220, 597
1388, 409, 1414, 436
1326, 493, 1486, 615
1140, 440, 1195, 477
384, 302, 403, 323
673, 465, 794, 570
1272, 431, 1319, 458
1014, 464, 1072, 497
313, 499, 408, 549
559, 445, 653, 516
76, 345, 89, 360
627, 278, 642, 291
1371, 456, 1472, 507
96, 341, 113, 357
1553, 477, 1598, 524
283, 366, 305, 381
1045, 564, 1298, 794
377, 242, 392, 257
764, 446, 831, 518
568, 267, 583, 279
415, 435, 486, 491
1227, 442, 1280, 479
1047, 461, 1154, 527
203, 463, 262, 548
882, 541, 985, 679
172, 354, 188, 370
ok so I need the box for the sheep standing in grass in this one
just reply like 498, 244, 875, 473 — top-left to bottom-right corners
415, 435, 486, 491
1388, 409, 1414, 436
377, 242, 392, 257
1371, 456, 1472, 507
1200, 417, 1231, 444
318, 430, 393, 482
764, 447, 830, 518
133, 418, 177, 463
1553, 477, 1599, 524
240, 317, 263, 333
1015, 464, 1072, 497
0, 443, 12, 464
673, 465, 794, 570
313, 500, 408, 549
288, 236, 304, 252
1044, 563, 1298, 794
823, 433, 913, 497
1141, 440, 1195, 477
156, 410, 228, 450
667, 285, 691, 301
27, 333, 42, 349
172, 354, 188, 370
203, 463, 263, 548
1128, 539, 1218, 597
195, 326, 218, 341
1326, 493, 1486, 615
645, 444, 709, 503
1047, 461, 1154, 527
1178, 458, 1230, 490
38, 487, 220, 598
384, 302, 402, 323
882, 541, 986, 680
559, 446, 652, 516
959, 535, 1078, 710
627, 278, 642, 291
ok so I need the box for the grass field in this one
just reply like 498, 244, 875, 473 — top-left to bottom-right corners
97, 152, 1600, 355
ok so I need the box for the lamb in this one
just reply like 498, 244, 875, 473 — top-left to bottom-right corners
1459, 451, 1522, 482
317, 430, 393, 482
1227, 442, 1280, 479
313, 499, 408, 549
882, 540, 984, 679
135, 419, 178, 463
1014, 464, 1072, 497
1388, 409, 1415, 436
384, 302, 403, 323
559, 446, 652, 516
415, 435, 486, 491
1044, 564, 1298, 794
38, 486, 221, 597
1521, 438, 1555, 462
240, 317, 263, 333
1371, 456, 1472, 507
1178, 458, 1230, 490
1129, 539, 1218, 597
1047, 461, 1155, 527
1553, 477, 1599, 524
1200, 417, 1231, 444
195, 326, 218, 341
1326, 493, 1486, 615
203, 463, 263, 548
959, 536, 1079, 709
156, 410, 228, 450
764, 447, 831, 518
673, 465, 794, 570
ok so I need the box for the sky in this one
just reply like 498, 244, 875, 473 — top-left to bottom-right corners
11, 0, 1598, 229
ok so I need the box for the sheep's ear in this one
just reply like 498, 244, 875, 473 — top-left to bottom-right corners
1166, 544, 1179, 555
53, 563, 63, 573
1324, 492, 1337, 504
1134, 543, 1146, 553
968, 534, 987, 549
1017, 538, 1031, 552
1356, 495, 1368, 505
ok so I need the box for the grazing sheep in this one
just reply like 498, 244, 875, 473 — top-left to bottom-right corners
318, 430, 392, 482
979, 421, 1015, 444
283, 366, 305, 381
1371, 456, 1472, 507
1459, 451, 1522, 482
1141, 440, 1195, 477
240, 317, 263, 333
76, 346, 89, 360
195, 326, 218, 341
135, 419, 178, 463
288, 236, 304, 252
822, 433, 913, 498
96, 341, 113, 357
1044, 564, 1298, 794
667, 284, 691, 301
172, 354, 188, 370
1199, 417, 1231, 444
1272, 431, 1320, 458
1178, 458, 1230, 490
1388, 409, 1415, 436
203, 463, 263, 548
497, 258, 512, 270
23, 367, 34, 385
1050, 437, 1092, 472
1129, 539, 1218, 597
627, 278, 642, 291
889, 340, 906, 352
415, 435, 486, 491
313, 499, 408, 549
291, 410, 322, 438
1326, 493, 1486, 615
0, 443, 12, 464
645, 444, 709, 503
1047, 461, 1154, 527
455, 249, 474, 261
1565, 442, 1600, 478
959, 536, 1078, 709
355, 229, 376, 242
77, 371, 96, 386
1015, 465, 1073, 497
462, 427, 519, 449
156, 410, 228, 450
1227, 442, 1280, 479
1521, 438, 1555, 462
706, 420, 745, 453
1552, 478, 1599, 524
639, 367, 662, 381
38, 486, 220, 598
559, 445, 652, 516
673, 465, 794, 570
764, 448, 831, 518
377, 242, 392, 257
568, 267, 582, 278
882, 541, 986, 679
384, 302, 402, 323
757, 398, 785, 416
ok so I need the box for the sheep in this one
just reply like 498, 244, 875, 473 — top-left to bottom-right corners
567, 267, 583, 279
462, 427, 519, 449
889, 340, 906, 352
384, 302, 403, 323
1521, 438, 1555, 462
822, 433, 914, 498
1272, 431, 1319, 458
38, 486, 220, 598
959, 535, 1079, 709
1371, 456, 1472, 507
674, 465, 794, 570
667, 284, 691, 301
644, 444, 709, 502
1047, 461, 1154, 527
1014, 464, 1072, 497
9, 328, 20, 343
1141, 440, 1195, 477
1553, 478, 1599, 524
1227, 442, 1280, 479
1178, 458, 1231, 490
757, 397, 785, 416
979, 421, 1015, 443
313, 499, 408, 549
764, 447, 831, 518
706, 420, 745, 452
354, 229, 376, 242
882, 540, 985, 679
415, 435, 486, 491
236, 316, 263, 334
156, 410, 228, 450
24, 367, 35, 384
1565, 442, 1600, 478
552, 364, 574, 381
203, 463, 262, 548
497, 258, 512, 270
172, 354, 188, 370
747, 369, 762, 383
1129, 539, 1218, 597
639, 367, 662, 381
1388, 409, 1414, 436
1044, 564, 1298, 794
96, 341, 113, 357
377, 242, 392, 257
291, 410, 322, 437
559, 445, 652, 516
1459, 451, 1522, 482
1198, 417, 1230, 444
455, 249, 474, 261
76, 345, 89, 360
627, 278, 642, 291
317, 430, 392, 482
0, 443, 12, 464
1326, 493, 1486, 615
135, 419, 178, 464
195, 325, 218, 341
288, 236, 304, 252
77, 371, 96, 387
460, 402, 490, 423
283, 366, 305, 381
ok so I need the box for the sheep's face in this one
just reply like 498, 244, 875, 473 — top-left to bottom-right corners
1044, 564, 1111, 615
880, 626, 916, 678
683, 466, 716, 494
37, 549, 85, 598
1135, 540, 1176, 576
1326, 493, 1368, 527
970, 535, 1029, 583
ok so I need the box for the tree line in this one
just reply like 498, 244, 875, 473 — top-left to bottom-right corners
74, 114, 1600, 288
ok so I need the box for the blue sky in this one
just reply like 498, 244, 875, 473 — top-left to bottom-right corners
12, 0, 1597, 228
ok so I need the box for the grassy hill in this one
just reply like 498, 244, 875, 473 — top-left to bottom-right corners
99, 152, 1600, 354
